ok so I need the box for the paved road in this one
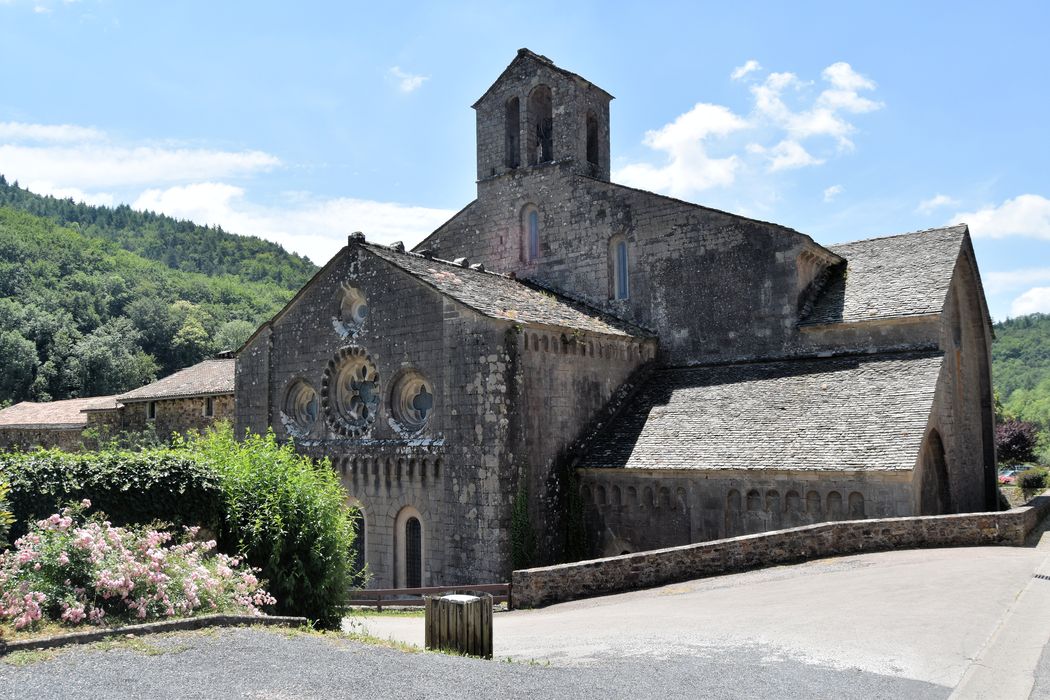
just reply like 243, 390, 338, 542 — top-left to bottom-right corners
355, 543, 1050, 698
0, 626, 944, 699
4, 539, 1050, 698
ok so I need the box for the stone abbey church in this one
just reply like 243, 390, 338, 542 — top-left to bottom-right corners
236, 49, 996, 588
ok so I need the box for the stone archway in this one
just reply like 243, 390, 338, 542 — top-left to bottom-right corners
920, 429, 953, 515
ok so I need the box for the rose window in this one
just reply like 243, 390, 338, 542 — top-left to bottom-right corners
283, 380, 319, 436
322, 346, 380, 436
390, 371, 434, 435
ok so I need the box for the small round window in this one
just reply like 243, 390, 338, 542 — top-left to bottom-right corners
340, 285, 369, 328
390, 371, 434, 435
322, 346, 379, 437
283, 381, 318, 435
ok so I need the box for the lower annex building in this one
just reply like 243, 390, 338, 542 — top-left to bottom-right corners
235, 49, 996, 588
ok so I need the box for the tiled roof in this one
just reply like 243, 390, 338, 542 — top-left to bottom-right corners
117, 358, 235, 402
578, 351, 943, 473
0, 396, 117, 429
363, 243, 649, 338
802, 225, 966, 326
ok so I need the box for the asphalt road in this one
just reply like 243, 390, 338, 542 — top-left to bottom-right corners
356, 544, 1050, 698
5, 539, 1050, 698
0, 626, 945, 699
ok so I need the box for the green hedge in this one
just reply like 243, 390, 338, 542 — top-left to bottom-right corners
185, 426, 358, 629
0, 449, 223, 540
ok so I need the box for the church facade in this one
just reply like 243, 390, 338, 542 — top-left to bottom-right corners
235, 50, 996, 587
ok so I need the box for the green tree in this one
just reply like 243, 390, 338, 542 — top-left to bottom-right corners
0, 330, 38, 401
71, 318, 159, 396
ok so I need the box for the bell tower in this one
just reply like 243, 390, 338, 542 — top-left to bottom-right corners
472, 49, 613, 183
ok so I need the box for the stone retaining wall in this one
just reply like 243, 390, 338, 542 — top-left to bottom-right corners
511, 496, 1050, 608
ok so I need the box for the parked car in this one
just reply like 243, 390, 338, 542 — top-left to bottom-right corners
999, 467, 1022, 485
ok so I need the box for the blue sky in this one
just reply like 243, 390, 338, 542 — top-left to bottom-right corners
1, 1, 1048, 320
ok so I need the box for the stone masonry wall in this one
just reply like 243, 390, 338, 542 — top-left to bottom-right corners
473, 51, 611, 183
122, 395, 234, 441
512, 495, 1050, 608
577, 468, 914, 556
0, 427, 84, 451
236, 241, 520, 587
517, 328, 655, 564
420, 166, 858, 367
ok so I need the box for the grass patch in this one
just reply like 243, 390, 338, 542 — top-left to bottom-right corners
345, 608, 426, 618
88, 635, 190, 656
2, 649, 59, 667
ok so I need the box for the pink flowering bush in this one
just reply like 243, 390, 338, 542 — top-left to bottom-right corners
0, 500, 275, 633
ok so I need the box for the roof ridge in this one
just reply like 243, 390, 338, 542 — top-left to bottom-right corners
832, 223, 968, 248
657, 347, 944, 372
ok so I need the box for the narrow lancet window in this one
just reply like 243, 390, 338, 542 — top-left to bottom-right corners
586, 111, 599, 167
505, 97, 520, 169
528, 85, 553, 165
527, 209, 540, 261
610, 234, 629, 300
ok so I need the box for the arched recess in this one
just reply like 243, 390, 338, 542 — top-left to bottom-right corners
505, 96, 521, 169
527, 85, 553, 165
394, 506, 425, 589
346, 498, 367, 577
919, 429, 953, 515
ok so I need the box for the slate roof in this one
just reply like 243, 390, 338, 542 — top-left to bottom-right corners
0, 396, 117, 429
802, 225, 967, 326
578, 351, 944, 473
117, 358, 235, 402
363, 243, 649, 338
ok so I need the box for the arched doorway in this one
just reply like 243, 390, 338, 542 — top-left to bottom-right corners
920, 429, 952, 514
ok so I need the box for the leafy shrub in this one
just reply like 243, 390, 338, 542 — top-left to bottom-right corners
997, 419, 1040, 466
0, 481, 13, 549
1, 449, 223, 541
1017, 468, 1048, 493
0, 501, 274, 633
186, 425, 357, 628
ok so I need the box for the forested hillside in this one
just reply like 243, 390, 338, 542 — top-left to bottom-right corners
0, 176, 315, 286
994, 313, 1050, 438
0, 181, 318, 406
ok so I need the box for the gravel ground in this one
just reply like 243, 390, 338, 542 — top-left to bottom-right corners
0, 626, 948, 699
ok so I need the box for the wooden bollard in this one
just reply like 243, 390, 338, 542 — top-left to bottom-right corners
424, 593, 492, 659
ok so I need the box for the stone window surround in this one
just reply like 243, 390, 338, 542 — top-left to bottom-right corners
394, 505, 425, 589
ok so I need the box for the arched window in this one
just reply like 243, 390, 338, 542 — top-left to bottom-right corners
586, 110, 599, 167
395, 506, 424, 588
505, 97, 520, 169
522, 206, 540, 261
609, 235, 629, 300
527, 85, 553, 165
349, 506, 366, 575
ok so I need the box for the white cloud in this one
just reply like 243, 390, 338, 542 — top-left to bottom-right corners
748, 139, 824, 172
616, 60, 882, 199
0, 121, 105, 142
823, 184, 844, 202
917, 194, 960, 214
730, 60, 761, 81
0, 119, 453, 264
950, 194, 1050, 239
132, 182, 454, 264
614, 103, 748, 197
0, 143, 279, 189
984, 267, 1050, 295
388, 66, 428, 93
1011, 287, 1050, 317
751, 63, 882, 150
